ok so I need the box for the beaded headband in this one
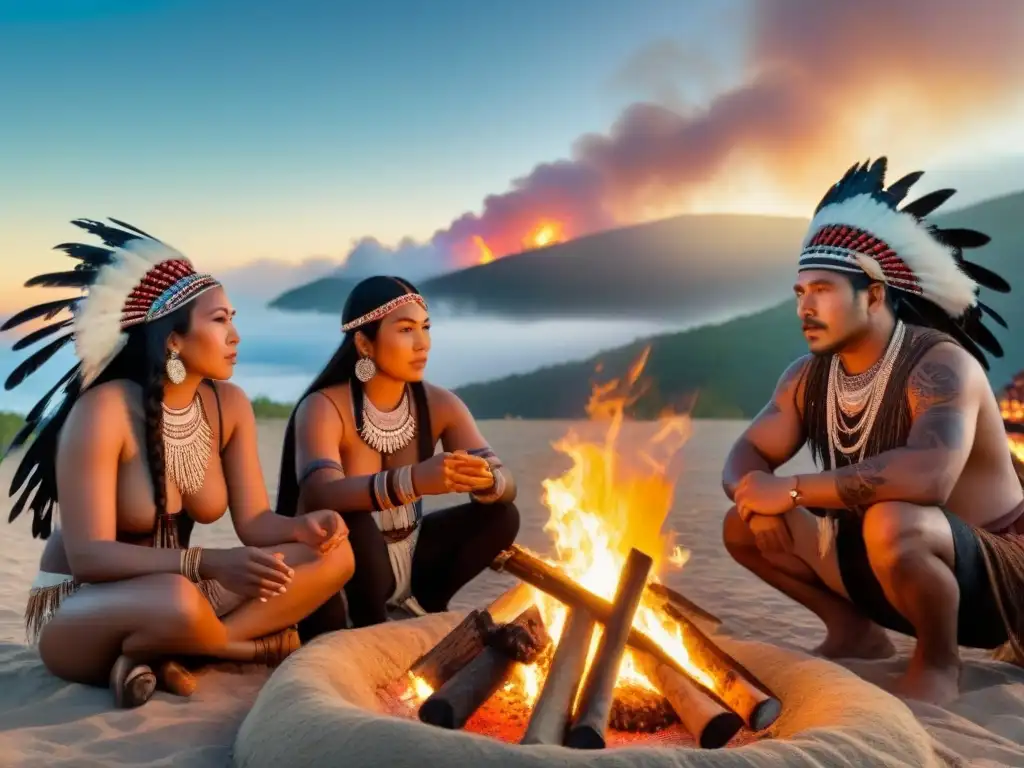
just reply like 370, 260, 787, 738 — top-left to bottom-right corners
796, 158, 1010, 367
341, 293, 427, 333
1, 218, 221, 392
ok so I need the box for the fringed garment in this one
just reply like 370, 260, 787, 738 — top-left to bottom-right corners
23, 512, 239, 644
799, 326, 1024, 661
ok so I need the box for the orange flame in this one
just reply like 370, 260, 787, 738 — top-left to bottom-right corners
469, 219, 568, 266
400, 347, 710, 713
473, 235, 495, 265
510, 346, 712, 705
524, 220, 565, 250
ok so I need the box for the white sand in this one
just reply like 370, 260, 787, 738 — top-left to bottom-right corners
0, 419, 1022, 766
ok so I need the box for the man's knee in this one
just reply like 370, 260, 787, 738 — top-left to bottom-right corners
863, 501, 951, 573
723, 505, 754, 553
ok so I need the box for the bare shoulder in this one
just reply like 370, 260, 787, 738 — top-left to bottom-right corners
423, 382, 469, 421
906, 341, 985, 410
61, 380, 134, 450
294, 383, 348, 433
773, 354, 813, 409
208, 380, 255, 426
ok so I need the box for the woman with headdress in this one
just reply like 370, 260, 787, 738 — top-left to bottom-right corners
1, 219, 355, 708
276, 275, 520, 635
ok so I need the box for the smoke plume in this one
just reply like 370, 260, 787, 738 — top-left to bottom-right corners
338, 0, 1024, 279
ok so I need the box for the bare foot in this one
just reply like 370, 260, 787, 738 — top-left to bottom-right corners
894, 657, 960, 706
155, 660, 197, 697
813, 620, 896, 660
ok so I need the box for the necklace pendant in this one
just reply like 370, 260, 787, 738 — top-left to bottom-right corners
361, 388, 417, 455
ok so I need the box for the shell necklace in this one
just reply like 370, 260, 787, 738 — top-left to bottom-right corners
825, 319, 906, 462
361, 386, 417, 455
162, 394, 212, 496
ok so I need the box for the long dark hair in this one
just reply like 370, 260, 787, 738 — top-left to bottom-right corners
5, 305, 194, 541
275, 275, 421, 518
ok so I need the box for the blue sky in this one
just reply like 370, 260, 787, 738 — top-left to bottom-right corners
0, 1, 744, 295
0, 0, 1021, 313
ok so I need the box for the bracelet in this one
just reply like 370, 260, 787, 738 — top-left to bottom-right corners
394, 465, 419, 505
472, 467, 507, 504
371, 471, 396, 511
180, 546, 203, 583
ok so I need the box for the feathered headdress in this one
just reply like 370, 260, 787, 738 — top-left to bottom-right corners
799, 157, 1011, 368
1, 218, 219, 538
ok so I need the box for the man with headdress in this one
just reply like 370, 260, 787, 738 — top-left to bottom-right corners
721, 158, 1023, 705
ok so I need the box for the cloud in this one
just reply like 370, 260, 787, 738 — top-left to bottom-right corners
334, 0, 1024, 279
217, 256, 339, 300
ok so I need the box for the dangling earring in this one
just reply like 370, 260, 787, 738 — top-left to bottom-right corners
355, 356, 376, 383
166, 350, 187, 385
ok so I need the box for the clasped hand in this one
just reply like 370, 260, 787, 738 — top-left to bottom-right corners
415, 450, 494, 496
734, 471, 797, 518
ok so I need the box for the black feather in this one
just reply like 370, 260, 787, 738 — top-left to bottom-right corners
24, 365, 80, 426
0, 298, 76, 332
2, 419, 36, 463
979, 301, 1007, 328
3, 334, 73, 390
70, 219, 142, 248
936, 228, 991, 249
12, 318, 73, 351
107, 218, 162, 242
959, 260, 1011, 293
883, 171, 925, 205
962, 309, 1004, 357
901, 188, 956, 219
7, 468, 41, 522
24, 270, 96, 289
53, 242, 116, 266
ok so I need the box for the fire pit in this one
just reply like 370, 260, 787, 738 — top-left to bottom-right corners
377, 551, 777, 750
371, 350, 779, 750
232, 351, 940, 766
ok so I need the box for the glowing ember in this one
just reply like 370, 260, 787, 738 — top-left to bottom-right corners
398, 346, 716, 726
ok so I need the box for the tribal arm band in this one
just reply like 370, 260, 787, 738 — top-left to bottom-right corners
298, 458, 346, 485
369, 465, 421, 512
467, 447, 517, 504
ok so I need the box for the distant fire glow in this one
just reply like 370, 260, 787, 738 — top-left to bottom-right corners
471, 219, 568, 265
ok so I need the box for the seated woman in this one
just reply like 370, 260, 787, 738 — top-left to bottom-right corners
1, 219, 355, 708
275, 275, 520, 634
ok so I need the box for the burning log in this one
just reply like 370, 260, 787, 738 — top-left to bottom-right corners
659, 602, 781, 732
407, 609, 496, 690
647, 582, 722, 627
491, 545, 781, 731
634, 651, 742, 749
520, 608, 596, 746
419, 605, 550, 730
406, 584, 534, 690
566, 548, 653, 750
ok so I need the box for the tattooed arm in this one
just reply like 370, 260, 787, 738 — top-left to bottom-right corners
722, 356, 810, 500
791, 343, 983, 510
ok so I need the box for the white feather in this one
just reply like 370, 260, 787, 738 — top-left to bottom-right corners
802, 194, 978, 318
73, 239, 191, 388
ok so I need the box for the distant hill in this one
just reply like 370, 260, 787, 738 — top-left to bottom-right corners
453, 192, 1024, 419
269, 214, 812, 324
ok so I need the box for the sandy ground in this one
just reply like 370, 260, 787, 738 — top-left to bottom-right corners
0, 419, 1023, 766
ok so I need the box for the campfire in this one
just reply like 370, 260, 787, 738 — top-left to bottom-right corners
1001, 371, 1024, 463
379, 349, 782, 749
